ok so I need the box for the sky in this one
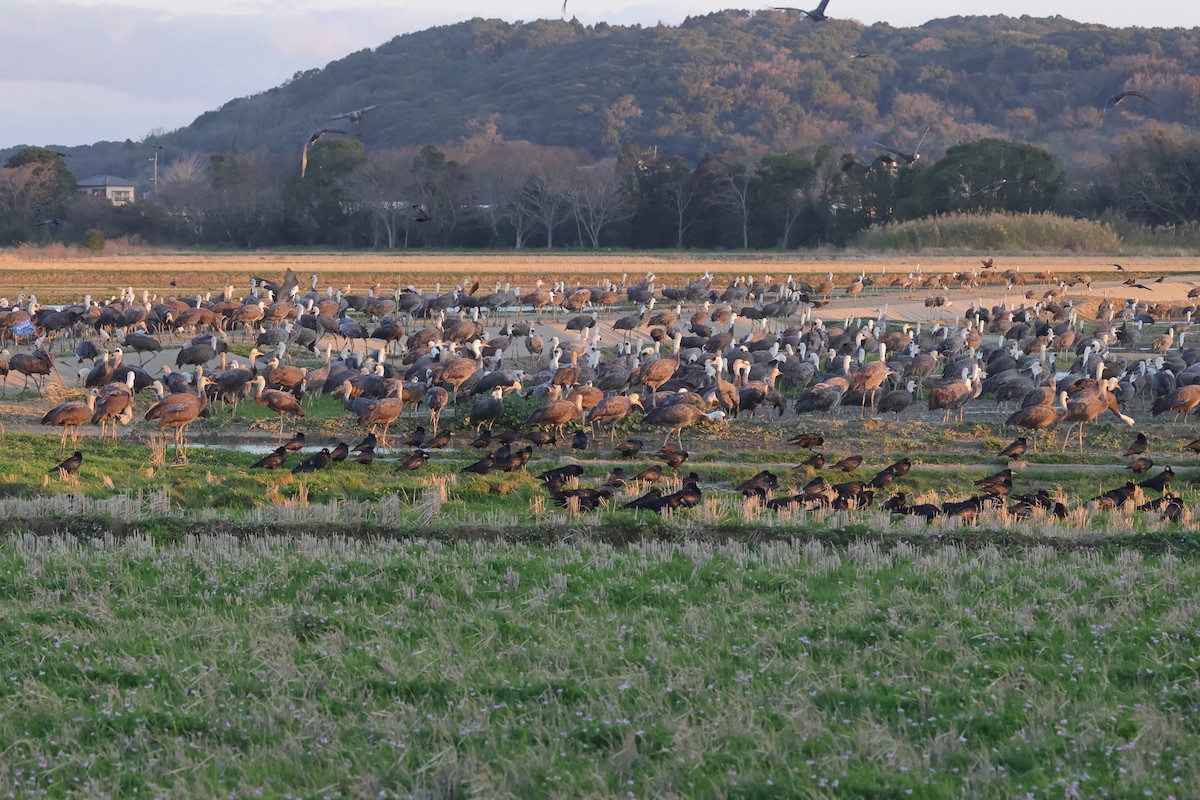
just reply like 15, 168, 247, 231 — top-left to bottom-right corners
5, 1, 1199, 149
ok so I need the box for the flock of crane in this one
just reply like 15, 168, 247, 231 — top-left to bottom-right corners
3, 260, 1199, 523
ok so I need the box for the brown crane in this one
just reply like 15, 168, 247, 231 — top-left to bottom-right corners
643, 403, 726, 448
1062, 377, 1135, 452
586, 393, 646, 441
355, 384, 404, 448
90, 373, 137, 441
9, 348, 56, 395
145, 367, 208, 459
1005, 391, 1068, 449
252, 375, 306, 439
41, 390, 98, 451
528, 394, 584, 441
847, 342, 891, 417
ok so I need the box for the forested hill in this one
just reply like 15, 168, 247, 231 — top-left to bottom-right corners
21, 12, 1200, 178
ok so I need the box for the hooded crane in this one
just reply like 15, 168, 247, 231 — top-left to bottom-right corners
469, 387, 506, 432
301, 128, 360, 178
771, 0, 831, 21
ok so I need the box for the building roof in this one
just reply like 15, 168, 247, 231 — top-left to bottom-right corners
76, 175, 136, 188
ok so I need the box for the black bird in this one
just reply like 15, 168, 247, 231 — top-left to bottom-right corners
789, 432, 824, 449
1127, 457, 1154, 474
292, 448, 332, 474
832, 455, 863, 472
1139, 466, 1175, 495
999, 437, 1027, 460
1187, 437, 1200, 454
1093, 481, 1138, 509
1123, 432, 1149, 458
422, 430, 452, 450
495, 445, 533, 473
404, 427, 426, 448
329, 442, 350, 462
634, 465, 664, 483
471, 430, 493, 449
624, 488, 665, 511
1105, 90, 1153, 108
1112, 263, 1126, 272
352, 432, 377, 453
616, 439, 643, 459
252, 446, 289, 470
354, 446, 375, 466
549, 484, 614, 512
797, 452, 825, 470
540, 464, 585, 484
283, 431, 306, 451
771, 0, 831, 21
738, 470, 779, 498
655, 444, 689, 469
461, 454, 495, 476
606, 467, 629, 487
527, 430, 557, 448
396, 449, 430, 472
494, 430, 522, 446
301, 127, 360, 178
571, 429, 589, 452
50, 450, 83, 477
975, 468, 1013, 490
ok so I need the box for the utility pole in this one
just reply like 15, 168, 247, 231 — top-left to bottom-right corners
149, 146, 164, 196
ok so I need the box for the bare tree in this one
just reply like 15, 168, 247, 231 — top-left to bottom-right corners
0, 163, 60, 230
347, 149, 415, 248
564, 163, 634, 249
469, 142, 554, 249
706, 155, 758, 249
662, 162, 698, 249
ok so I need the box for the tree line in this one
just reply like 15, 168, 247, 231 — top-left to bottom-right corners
3, 127, 1200, 251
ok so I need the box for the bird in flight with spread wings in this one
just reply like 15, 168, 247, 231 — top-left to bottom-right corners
301, 128, 360, 178
328, 104, 379, 124
771, 0, 832, 21
874, 124, 932, 166
971, 176, 1036, 197
1105, 90, 1153, 108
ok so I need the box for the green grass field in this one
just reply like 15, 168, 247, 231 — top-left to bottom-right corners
1, 534, 1198, 798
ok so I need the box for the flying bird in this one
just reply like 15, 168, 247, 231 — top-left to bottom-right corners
1105, 90, 1153, 108
301, 128, 360, 178
328, 104, 379, 124
771, 0, 832, 21
874, 124, 932, 166
971, 176, 1035, 197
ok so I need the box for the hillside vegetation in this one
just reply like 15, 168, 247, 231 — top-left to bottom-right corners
14, 13, 1200, 178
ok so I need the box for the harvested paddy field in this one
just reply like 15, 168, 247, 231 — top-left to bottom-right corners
2, 248, 1200, 796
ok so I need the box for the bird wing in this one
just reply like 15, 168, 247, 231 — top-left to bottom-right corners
814, 0, 831, 11
873, 142, 912, 162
